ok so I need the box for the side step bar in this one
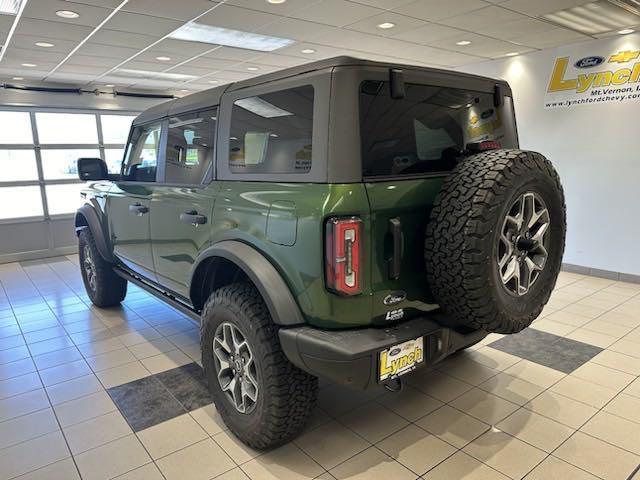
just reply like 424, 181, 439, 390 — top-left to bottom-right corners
113, 267, 201, 323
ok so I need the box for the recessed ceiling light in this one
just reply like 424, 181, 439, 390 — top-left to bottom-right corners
169, 22, 294, 52
56, 10, 79, 19
21, 63, 37, 67
35, 41, 54, 48
618, 28, 634, 34
156, 56, 171, 61
247, 66, 259, 71
505, 52, 519, 57
12, 77, 24, 80
0, 0, 23, 15
180, 89, 189, 92
301, 48, 316, 54
456, 40, 472, 46
267, 0, 286, 3
105, 84, 115, 87
377, 22, 395, 29
208, 80, 219, 84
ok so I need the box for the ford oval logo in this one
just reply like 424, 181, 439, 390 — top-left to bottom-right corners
574, 56, 604, 69
384, 291, 406, 306
389, 348, 401, 356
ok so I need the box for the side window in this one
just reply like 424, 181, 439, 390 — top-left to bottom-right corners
229, 85, 313, 174
165, 108, 217, 184
122, 122, 161, 182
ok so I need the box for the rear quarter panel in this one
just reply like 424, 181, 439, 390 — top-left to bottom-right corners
211, 181, 373, 328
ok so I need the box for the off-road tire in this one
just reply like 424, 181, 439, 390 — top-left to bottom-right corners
78, 229, 127, 307
201, 282, 318, 449
425, 149, 566, 333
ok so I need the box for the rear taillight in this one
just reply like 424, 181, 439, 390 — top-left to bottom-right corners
325, 217, 363, 295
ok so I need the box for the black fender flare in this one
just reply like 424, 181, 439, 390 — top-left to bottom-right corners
75, 204, 113, 263
191, 241, 304, 326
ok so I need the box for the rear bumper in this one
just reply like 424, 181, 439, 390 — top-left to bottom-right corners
279, 313, 487, 389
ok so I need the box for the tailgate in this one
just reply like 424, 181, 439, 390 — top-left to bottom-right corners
365, 177, 443, 324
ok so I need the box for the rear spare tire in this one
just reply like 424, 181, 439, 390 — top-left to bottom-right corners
425, 149, 566, 334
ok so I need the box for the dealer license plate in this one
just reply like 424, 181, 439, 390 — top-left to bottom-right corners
378, 337, 424, 382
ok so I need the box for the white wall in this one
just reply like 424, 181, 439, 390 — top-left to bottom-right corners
459, 34, 640, 276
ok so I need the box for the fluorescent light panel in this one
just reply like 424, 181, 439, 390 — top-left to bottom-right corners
114, 68, 197, 81
169, 22, 294, 52
543, 1, 640, 34
0, 0, 21, 15
235, 97, 293, 118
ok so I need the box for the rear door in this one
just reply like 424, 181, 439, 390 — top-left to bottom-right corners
108, 121, 163, 281
358, 77, 518, 322
149, 108, 219, 299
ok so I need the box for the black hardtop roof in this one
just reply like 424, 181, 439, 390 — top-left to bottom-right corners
133, 56, 510, 125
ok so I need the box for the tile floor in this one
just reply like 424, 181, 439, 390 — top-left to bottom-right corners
0, 256, 640, 480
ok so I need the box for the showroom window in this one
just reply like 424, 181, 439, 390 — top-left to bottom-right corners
0, 109, 136, 221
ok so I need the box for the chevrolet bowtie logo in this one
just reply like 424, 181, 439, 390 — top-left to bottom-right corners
609, 50, 640, 64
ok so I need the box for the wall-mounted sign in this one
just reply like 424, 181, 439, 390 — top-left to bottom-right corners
545, 48, 640, 108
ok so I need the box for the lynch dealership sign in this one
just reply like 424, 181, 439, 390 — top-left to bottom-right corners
545, 49, 640, 108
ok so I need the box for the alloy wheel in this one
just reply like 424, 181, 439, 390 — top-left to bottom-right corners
83, 245, 97, 292
497, 192, 551, 296
213, 322, 259, 414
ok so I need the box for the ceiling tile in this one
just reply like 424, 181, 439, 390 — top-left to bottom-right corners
181, 56, 238, 70
345, 0, 415, 9
204, 46, 264, 62
255, 17, 341, 41
123, 0, 217, 21
0, 14, 14, 37
56, 63, 112, 75
4, 46, 67, 63
499, 0, 593, 16
14, 18, 93, 42
392, 23, 471, 44
426, 33, 522, 57
75, 42, 141, 59
288, 0, 383, 27
9, 34, 78, 54
440, 5, 526, 30
393, 0, 491, 22
152, 39, 216, 56
477, 18, 559, 41
226, 0, 321, 16
89, 29, 157, 49
516, 28, 591, 48
105, 12, 182, 37
64, 54, 123, 68
197, 4, 281, 31
397, 43, 487, 66
274, 41, 361, 58
345, 11, 428, 37
22, 0, 114, 28
66, 0, 125, 8
249, 53, 308, 67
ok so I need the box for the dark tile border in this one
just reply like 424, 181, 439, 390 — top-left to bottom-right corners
108, 362, 213, 432
488, 328, 603, 374
562, 263, 640, 284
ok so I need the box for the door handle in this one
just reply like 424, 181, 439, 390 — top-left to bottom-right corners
180, 211, 207, 226
388, 217, 402, 280
128, 203, 149, 215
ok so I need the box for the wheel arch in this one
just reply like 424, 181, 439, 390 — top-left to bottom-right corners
190, 241, 305, 327
75, 204, 113, 263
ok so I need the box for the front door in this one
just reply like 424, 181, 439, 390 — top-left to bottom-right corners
149, 109, 218, 299
108, 121, 163, 281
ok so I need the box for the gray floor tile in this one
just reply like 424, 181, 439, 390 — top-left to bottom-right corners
489, 327, 602, 373
108, 375, 187, 431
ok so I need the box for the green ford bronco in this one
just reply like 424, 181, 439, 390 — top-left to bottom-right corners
76, 57, 566, 449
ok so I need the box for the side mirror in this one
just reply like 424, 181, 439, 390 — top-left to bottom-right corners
78, 158, 108, 181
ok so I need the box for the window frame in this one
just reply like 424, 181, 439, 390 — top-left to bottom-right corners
0, 106, 138, 223
217, 74, 329, 183
157, 106, 218, 188
119, 119, 166, 184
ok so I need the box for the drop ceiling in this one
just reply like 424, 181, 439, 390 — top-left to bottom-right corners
0, 0, 638, 96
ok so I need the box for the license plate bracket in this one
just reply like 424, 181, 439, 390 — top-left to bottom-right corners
378, 336, 425, 382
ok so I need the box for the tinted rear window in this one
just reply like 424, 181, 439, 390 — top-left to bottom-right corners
359, 81, 517, 177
